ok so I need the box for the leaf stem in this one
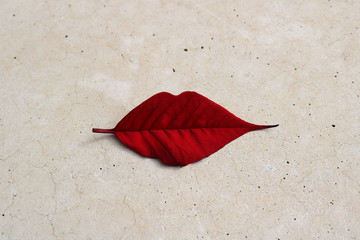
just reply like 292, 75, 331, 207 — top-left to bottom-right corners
92, 128, 115, 134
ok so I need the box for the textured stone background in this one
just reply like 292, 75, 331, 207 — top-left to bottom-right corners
0, 0, 359, 239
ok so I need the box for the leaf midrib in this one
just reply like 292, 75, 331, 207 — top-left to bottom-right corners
113, 126, 262, 132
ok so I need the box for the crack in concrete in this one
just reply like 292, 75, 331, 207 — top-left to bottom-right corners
122, 195, 137, 225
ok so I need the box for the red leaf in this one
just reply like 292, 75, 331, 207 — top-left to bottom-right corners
93, 91, 278, 166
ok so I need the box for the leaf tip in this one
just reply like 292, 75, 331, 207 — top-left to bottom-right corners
267, 124, 279, 128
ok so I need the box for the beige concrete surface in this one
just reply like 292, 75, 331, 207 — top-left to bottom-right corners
1, 0, 359, 239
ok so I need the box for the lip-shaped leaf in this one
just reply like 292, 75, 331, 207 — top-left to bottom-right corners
93, 91, 278, 166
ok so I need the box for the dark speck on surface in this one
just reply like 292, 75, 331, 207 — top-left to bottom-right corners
332, 124, 335, 127
65, 35, 68, 38
184, 48, 188, 52
172, 68, 175, 72
201, 46, 204, 49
